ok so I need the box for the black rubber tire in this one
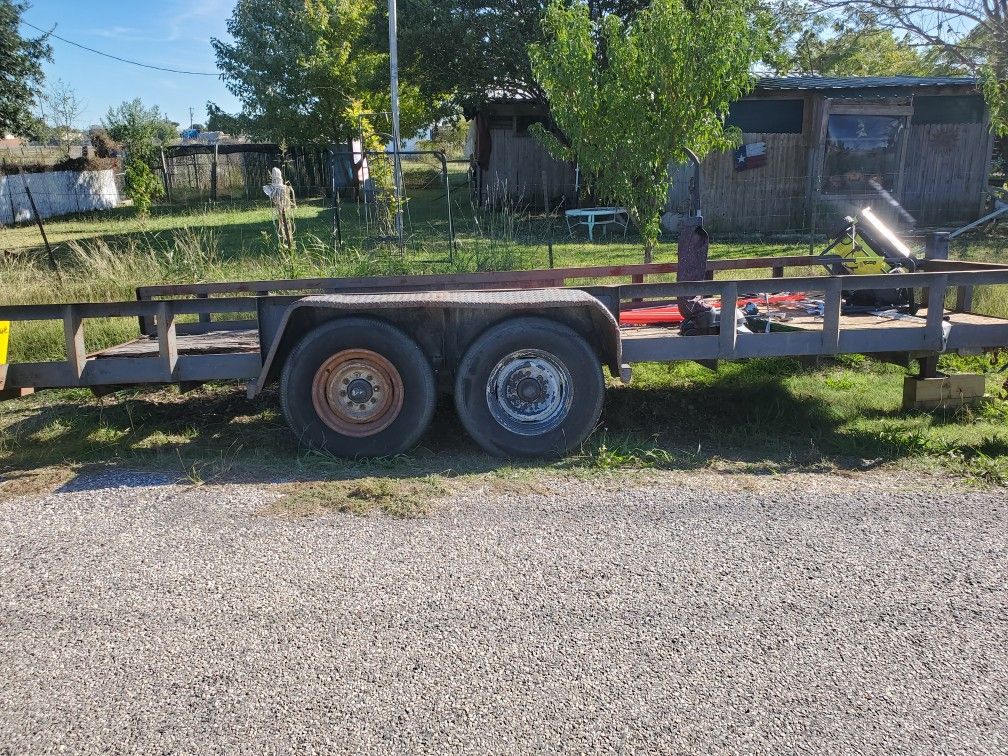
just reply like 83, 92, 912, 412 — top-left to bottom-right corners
453, 317, 605, 458
280, 317, 436, 457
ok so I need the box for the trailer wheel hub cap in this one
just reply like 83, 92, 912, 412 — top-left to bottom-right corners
312, 349, 404, 437
487, 349, 572, 436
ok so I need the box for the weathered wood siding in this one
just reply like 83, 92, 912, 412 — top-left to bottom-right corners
668, 133, 809, 234
901, 121, 994, 224
481, 127, 576, 207
478, 84, 992, 230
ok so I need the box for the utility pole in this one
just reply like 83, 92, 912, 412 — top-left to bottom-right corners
189, 107, 194, 130
387, 0, 404, 248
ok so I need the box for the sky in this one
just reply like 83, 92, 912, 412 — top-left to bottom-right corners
20, 0, 242, 131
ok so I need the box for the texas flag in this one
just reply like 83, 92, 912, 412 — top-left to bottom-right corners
734, 141, 767, 171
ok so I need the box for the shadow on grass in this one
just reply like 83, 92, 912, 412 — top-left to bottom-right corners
6, 358, 1004, 492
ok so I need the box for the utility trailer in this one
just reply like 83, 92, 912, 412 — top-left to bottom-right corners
2, 243, 1008, 458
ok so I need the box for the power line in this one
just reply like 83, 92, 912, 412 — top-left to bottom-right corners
20, 19, 221, 77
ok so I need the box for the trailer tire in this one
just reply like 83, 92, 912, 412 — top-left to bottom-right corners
280, 317, 436, 457
454, 317, 604, 458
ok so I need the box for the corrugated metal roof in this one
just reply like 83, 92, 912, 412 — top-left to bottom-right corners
756, 75, 977, 91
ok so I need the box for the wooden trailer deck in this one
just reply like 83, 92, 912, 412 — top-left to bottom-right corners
754, 303, 1007, 332
618, 305, 1008, 362
92, 329, 261, 360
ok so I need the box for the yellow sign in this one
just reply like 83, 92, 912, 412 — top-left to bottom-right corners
0, 321, 9, 364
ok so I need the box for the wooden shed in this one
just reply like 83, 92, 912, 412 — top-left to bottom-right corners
472, 76, 996, 233
469, 99, 578, 208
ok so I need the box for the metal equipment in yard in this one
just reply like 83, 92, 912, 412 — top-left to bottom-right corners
819, 207, 918, 277
948, 195, 1008, 240
2, 231, 1008, 458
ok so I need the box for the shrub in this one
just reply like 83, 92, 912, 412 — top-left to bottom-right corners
124, 158, 164, 216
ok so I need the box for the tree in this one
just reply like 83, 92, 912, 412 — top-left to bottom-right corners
21, 113, 54, 143
793, 0, 1007, 134
210, 0, 444, 143
211, 0, 448, 235
0, 0, 52, 136
102, 99, 177, 161
205, 102, 251, 136
41, 79, 85, 154
780, 15, 955, 76
123, 159, 162, 216
419, 117, 469, 159
398, 0, 653, 113
530, 0, 770, 261
102, 99, 176, 216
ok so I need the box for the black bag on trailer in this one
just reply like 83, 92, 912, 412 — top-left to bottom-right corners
843, 287, 917, 313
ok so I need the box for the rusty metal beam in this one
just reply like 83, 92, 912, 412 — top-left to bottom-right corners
134, 256, 826, 300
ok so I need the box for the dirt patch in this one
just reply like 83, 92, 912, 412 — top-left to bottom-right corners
261, 475, 451, 519
0, 465, 75, 502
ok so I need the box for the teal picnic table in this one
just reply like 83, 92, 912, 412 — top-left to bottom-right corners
564, 207, 629, 242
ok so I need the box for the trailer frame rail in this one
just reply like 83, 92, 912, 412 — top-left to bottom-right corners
2, 255, 1008, 397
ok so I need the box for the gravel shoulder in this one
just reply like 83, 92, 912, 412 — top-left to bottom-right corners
1, 468, 1006, 754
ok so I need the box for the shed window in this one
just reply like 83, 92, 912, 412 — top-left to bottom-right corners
912, 95, 985, 125
726, 99, 804, 134
822, 114, 906, 193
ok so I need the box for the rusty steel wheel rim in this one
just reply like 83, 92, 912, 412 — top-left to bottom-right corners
311, 349, 404, 437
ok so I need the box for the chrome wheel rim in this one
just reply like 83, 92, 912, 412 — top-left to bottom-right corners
486, 349, 572, 435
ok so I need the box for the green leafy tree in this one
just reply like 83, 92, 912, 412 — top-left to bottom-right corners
210, 0, 444, 143
783, 17, 954, 76
22, 113, 54, 143
530, 0, 769, 261
0, 0, 52, 136
398, 0, 654, 113
205, 102, 251, 136
103, 99, 175, 216
102, 99, 178, 160
124, 160, 163, 216
419, 117, 469, 159
791, 0, 1007, 134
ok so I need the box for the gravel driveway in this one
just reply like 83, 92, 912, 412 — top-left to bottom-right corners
1, 469, 1006, 754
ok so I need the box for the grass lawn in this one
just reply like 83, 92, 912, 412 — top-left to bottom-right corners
1, 197, 1007, 491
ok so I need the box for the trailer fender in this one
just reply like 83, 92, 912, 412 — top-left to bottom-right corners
251, 289, 622, 398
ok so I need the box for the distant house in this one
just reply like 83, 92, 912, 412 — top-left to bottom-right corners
470, 76, 996, 233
